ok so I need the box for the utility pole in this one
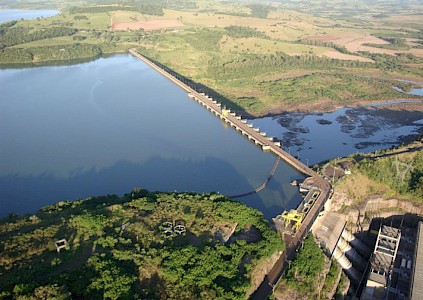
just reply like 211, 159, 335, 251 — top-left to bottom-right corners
333, 166, 336, 185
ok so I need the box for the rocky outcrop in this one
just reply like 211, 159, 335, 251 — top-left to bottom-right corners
330, 191, 423, 228
247, 251, 281, 297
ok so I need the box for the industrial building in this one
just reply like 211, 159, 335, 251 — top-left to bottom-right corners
313, 213, 422, 299
410, 222, 423, 300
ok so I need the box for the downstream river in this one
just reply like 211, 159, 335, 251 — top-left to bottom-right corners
0, 55, 302, 218
252, 94, 423, 165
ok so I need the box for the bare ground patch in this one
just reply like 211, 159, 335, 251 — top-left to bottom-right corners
304, 33, 423, 57
307, 33, 387, 50
259, 97, 423, 116
112, 19, 183, 31
382, 14, 423, 23
320, 50, 374, 62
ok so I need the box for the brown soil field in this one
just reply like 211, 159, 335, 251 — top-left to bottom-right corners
382, 15, 423, 23
306, 33, 423, 57
357, 45, 423, 57
306, 33, 388, 51
112, 19, 183, 31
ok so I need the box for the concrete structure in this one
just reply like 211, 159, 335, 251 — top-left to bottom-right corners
55, 239, 69, 253
312, 212, 365, 283
410, 222, 423, 300
273, 187, 320, 233
361, 225, 401, 300
342, 228, 371, 256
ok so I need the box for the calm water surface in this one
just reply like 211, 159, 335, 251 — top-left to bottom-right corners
0, 9, 58, 23
0, 55, 302, 218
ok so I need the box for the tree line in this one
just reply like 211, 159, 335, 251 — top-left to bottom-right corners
296, 38, 351, 54
0, 44, 102, 64
69, 3, 165, 16
207, 53, 371, 80
68, 0, 197, 16
225, 25, 268, 39
0, 26, 77, 48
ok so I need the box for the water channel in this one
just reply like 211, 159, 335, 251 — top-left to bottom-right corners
0, 55, 302, 218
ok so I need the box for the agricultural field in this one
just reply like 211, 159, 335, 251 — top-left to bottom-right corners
0, 0, 422, 115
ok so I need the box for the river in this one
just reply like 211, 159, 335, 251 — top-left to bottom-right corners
0, 55, 303, 218
252, 93, 423, 165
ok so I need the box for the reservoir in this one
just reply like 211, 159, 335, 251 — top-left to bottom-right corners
0, 9, 58, 23
2, 54, 421, 219
0, 55, 302, 218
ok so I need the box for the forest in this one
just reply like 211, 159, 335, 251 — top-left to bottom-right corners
0, 190, 283, 299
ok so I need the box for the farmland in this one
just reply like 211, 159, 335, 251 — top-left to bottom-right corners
0, 0, 422, 115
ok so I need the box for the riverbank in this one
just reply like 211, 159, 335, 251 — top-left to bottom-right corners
255, 97, 423, 117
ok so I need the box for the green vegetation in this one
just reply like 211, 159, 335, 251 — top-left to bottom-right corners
247, 4, 274, 19
274, 234, 329, 299
69, 3, 165, 16
274, 234, 345, 299
336, 140, 423, 204
225, 25, 268, 39
357, 148, 423, 199
0, 26, 76, 48
0, 190, 283, 299
320, 261, 341, 298
364, 37, 410, 51
283, 234, 325, 293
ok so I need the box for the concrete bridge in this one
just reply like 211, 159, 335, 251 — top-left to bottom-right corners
129, 49, 331, 299
130, 48, 315, 178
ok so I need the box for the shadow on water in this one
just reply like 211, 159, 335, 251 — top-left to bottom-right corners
0, 156, 268, 218
140, 52, 253, 118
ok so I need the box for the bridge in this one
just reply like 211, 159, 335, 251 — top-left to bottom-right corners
129, 49, 331, 299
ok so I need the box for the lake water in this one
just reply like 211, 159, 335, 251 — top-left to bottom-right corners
251, 93, 423, 165
0, 9, 58, 23
0, 55, 303, 218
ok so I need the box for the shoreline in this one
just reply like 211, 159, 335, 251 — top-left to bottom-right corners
250, 98, 423, 119
1, 52, 422, 118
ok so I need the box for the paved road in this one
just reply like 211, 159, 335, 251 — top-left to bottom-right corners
129, 49, 331, 300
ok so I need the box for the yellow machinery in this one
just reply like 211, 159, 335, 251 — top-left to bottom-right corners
280, 209, 304, 232
222, 109, 230, 117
